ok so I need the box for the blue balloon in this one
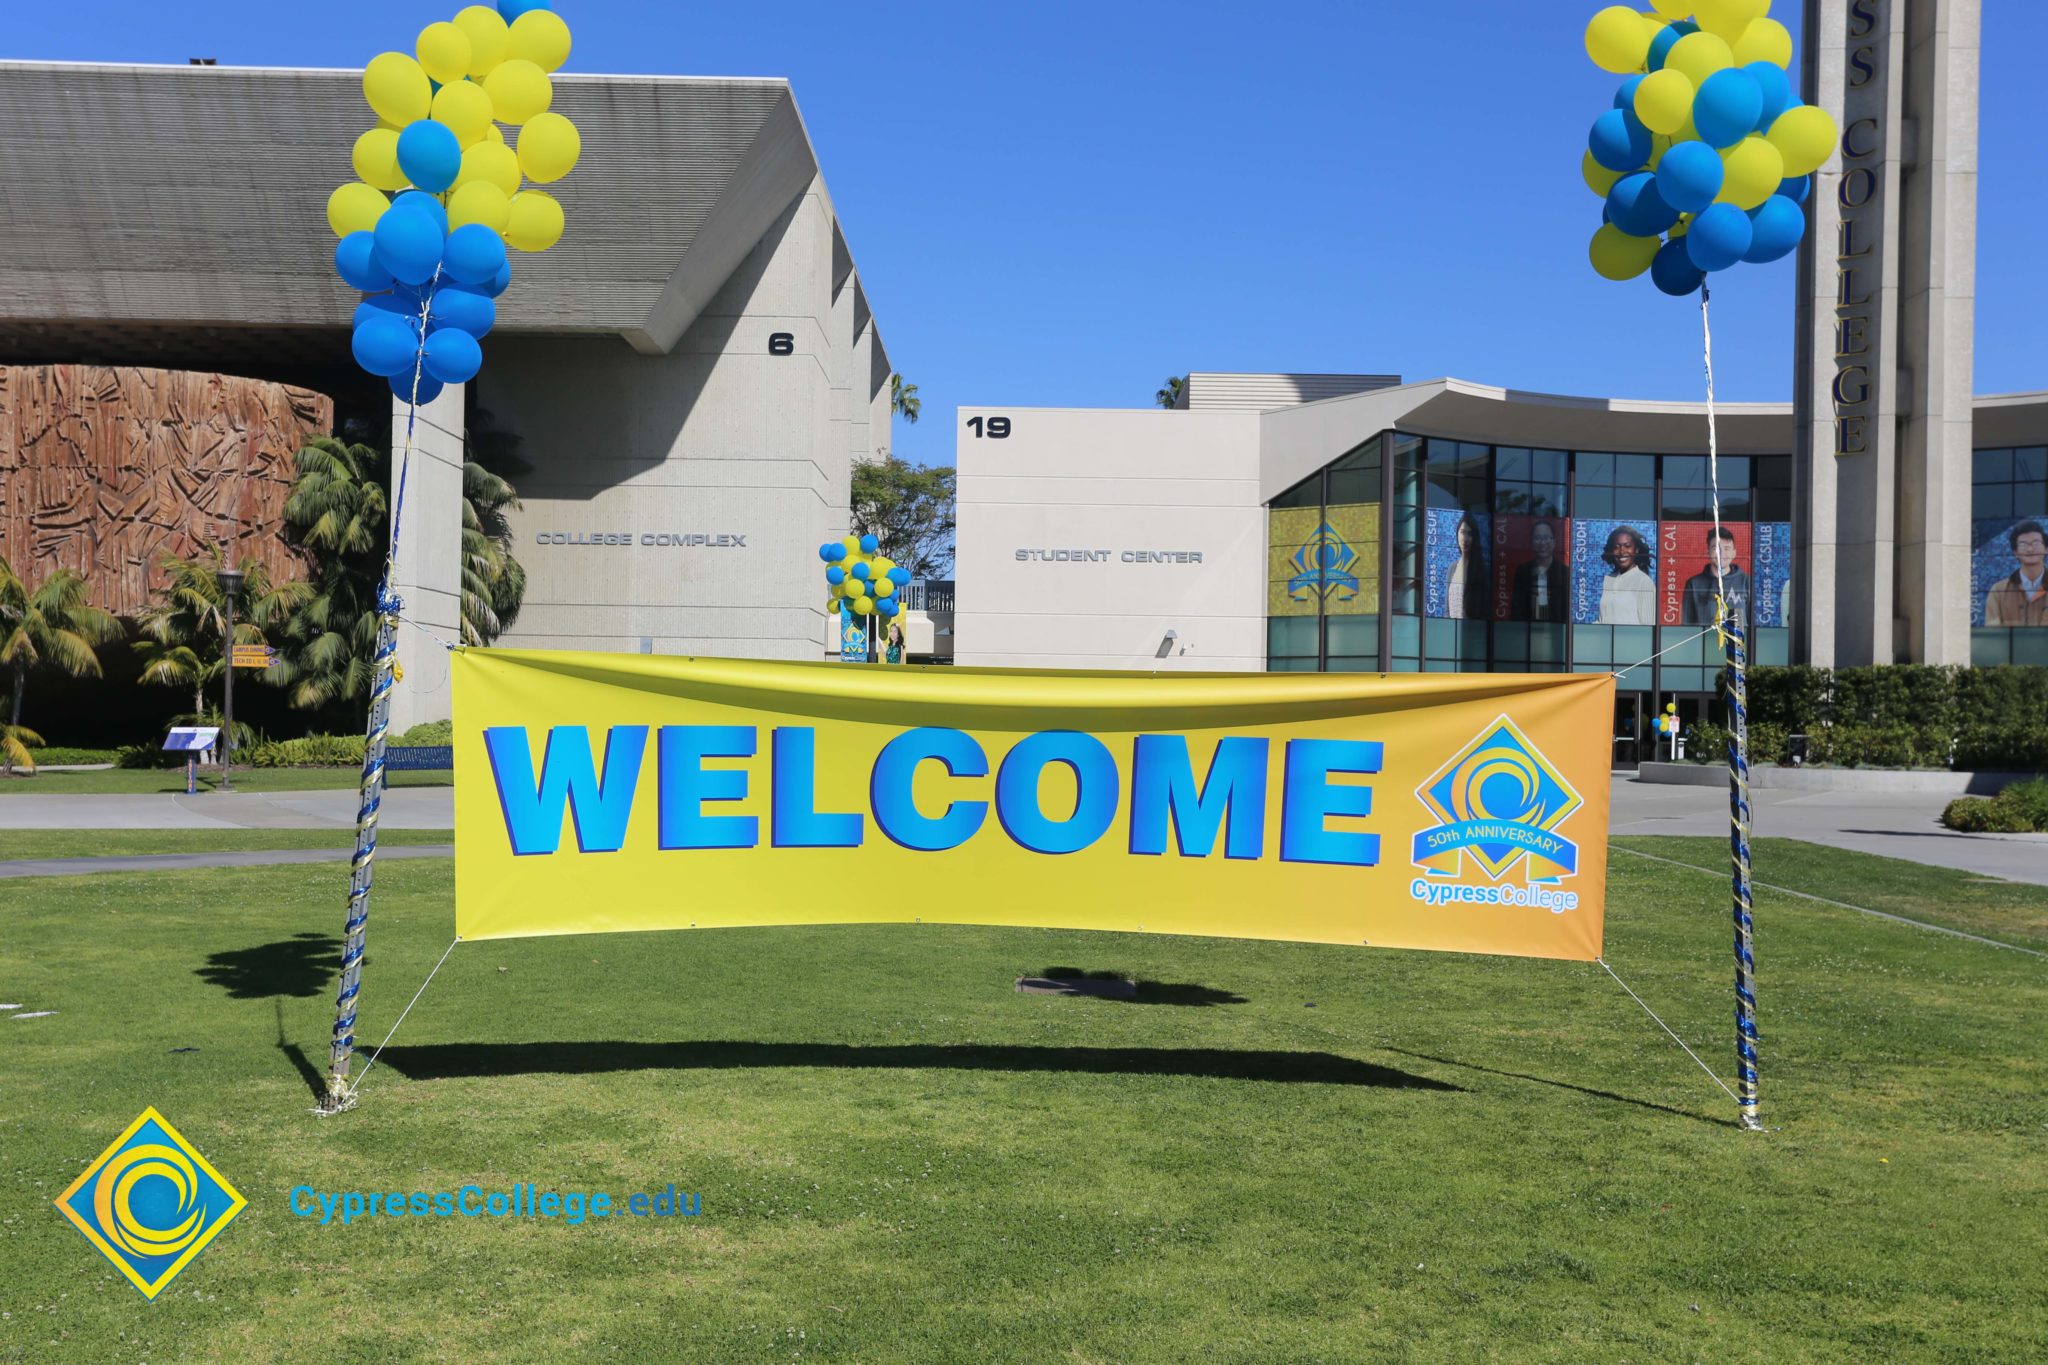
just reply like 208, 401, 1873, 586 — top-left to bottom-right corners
1607, 173, 1679, 238
390, 190, 449, 237
1693, 69, 1764, 149
374, 208, 445, 286
1778, 174, 1811, 205
1647, 20, 1698, 72
390, 372, 445, 405
877, 597, 900, 617
1687, 203, 1755, 273
1614, 74, 1645, 111
1745, 61, 1793, 132
1656, 140, 1725, 216
1743, 195, 1807, 263
1651, 237, 1706, 297
428, 284, 496, 338
1588, 108, 1651, 174
353, 295, 422, 333
851, 561, 871, 580
824, 542, 847, 561
888, 567, 912, 585
484, 260, 512, 298
422, 327, 483, 384
859, 533, 880, 554
352, 314, 419, 378
335, 232, 393, 292
825, 564, 846, 585
817, 542, 837, 563
498, 0, 551, 17
396, 119, 462, 194
443, 224, 508, 287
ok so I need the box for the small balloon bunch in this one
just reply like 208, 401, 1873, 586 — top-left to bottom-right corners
324, 2, 582, 402
818, 535, 912, 621
1581, 1, 1839, 296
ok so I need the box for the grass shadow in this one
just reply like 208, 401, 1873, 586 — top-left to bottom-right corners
1041, 966, 1248, 1007
1380, 1047, 1725, 1127
377, 1040, 1462, 1090
197, 932, 341, 1000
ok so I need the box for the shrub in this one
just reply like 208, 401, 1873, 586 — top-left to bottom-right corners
24, 745, 119, 765
1747, 665, 1831, 732
1941, 781, 2048, 834
246, 734, 367, 768
397, 719, 453, 745
116, 744, 189, 769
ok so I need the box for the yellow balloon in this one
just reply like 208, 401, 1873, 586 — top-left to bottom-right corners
1666, 31, 1734, 87
453, 5, 510, 79
351, 128, 409, 191
1648, 0, 1692, 16
447, 181, 512, 233
516, 111, 581, 183
1590, 224, 1661, 281
840, 536, 860, 555
1583, 150, 1623, 198
326, 182, 389, 238
416, 22, 473, 85
1633, 68, 1695, 135
1718, 134, 1786, 208
1585, 6, 1652, 73
874, 578, 896, 599
508, 10, 573, 73
1768, 104, 1837, 177
504, 189, 565, 251
362, 52, 431, 126
432, 79, 495, 148
853, 597, 875, 617
458, 139, 523, 196
483, 59, 552, 125
1695, 0, 1766, 41
1732, 16, 1794, 69
487, 124, 506, 146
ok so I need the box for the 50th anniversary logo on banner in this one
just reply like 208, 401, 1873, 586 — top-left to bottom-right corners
454, 653, 1612, 961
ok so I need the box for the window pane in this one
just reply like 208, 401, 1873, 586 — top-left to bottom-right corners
1326, 614, 1378, 656
1662, 488, 1712, 519
1531, 449, 1569, 482
2016, 484, 2047, 518
1716, 488, 1755, 521
1268, 616, 1317, 657
1975, 485, 2013, 518
1271, 474, 1320, 510
1757, 456, 1792, 488
1494, 621, 1529, 657
1614, 454, 1656, 486
1391, 614, 1421, 653
1664, 455, 1708, 489
1614, 624, 1655, 664
1530, 483, 1567, 517
1758, 488, 1792, 521
1719, 457, 1751, 488
1755, 628, 1789, 667
1327, 464, 1377, 506
1578, 452, 1614, 484
2017, 631, 2048, 667
1529, 623, 1567, 664
1578, 487, 1615, 518
1971, 629, 2013, 667
1325, 655, 1376, 673
1573, 624, 1612, 662
1615, 488, 1656, 520
1268, 656, 1320, 673
2014, 447, 2047, 482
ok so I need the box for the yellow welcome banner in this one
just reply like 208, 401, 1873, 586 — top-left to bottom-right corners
453, 650, 1613, 961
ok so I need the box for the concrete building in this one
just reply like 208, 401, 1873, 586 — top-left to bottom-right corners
0, 60, 891, 731
954, 375, 2047, 756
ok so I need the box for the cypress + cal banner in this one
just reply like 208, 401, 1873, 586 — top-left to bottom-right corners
454, 651, 1613, 961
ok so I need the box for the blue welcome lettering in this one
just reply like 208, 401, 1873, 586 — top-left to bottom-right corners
484, 725, 648, 855
1128, 735, 1269, 859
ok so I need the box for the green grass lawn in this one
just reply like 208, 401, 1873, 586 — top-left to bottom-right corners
0, 830, 453, 861
2, 839, 2042, 1361
0, 768, 450, 796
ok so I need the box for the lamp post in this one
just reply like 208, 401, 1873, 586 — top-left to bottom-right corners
218, 563, 244, 793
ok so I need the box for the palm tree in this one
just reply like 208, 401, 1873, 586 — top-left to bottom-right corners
1155, 376, 1186, 409
276, 435, 389, 710
891, 374, 921, 424
0, 556, 122, 776
461, 459, 527, 645
133, 546, 300, 717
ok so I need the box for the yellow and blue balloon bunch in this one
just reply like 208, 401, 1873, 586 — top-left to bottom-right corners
818, 535, 911, 621
324, 1, 582, 402
1581, 1, 1838, 296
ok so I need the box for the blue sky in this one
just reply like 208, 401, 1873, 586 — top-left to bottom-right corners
13, 1, 2042, 471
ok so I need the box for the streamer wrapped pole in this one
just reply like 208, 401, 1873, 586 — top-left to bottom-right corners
319, 582, 402, 1113
1723, 609, 1761, 1130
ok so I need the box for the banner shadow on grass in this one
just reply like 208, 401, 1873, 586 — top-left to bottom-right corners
375, 1040, 1461, 1090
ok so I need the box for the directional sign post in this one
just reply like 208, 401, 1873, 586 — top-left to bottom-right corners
230, 644, 279, 669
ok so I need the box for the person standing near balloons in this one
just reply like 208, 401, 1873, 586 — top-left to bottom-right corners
884, 623, 906, 665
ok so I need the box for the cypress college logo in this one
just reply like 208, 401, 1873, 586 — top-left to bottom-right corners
1410, 716, 1584, 912
55, 1108, 246, 1299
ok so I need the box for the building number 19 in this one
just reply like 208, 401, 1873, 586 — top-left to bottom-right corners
966, 416, 1011, 439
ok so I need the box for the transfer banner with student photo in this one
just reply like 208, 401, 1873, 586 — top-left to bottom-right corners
453, 650, 1613, 961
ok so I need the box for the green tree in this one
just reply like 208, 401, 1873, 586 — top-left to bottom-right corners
133, 546, 300, 718
0, 556, 122, 775
1155, 375, 1186, 409
276, 435, 390, 710
891, 374, 921, 424
461, 459, 526, 646
851, 457, 956, 579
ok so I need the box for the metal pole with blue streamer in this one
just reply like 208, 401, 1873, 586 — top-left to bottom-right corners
1724, 608, 1761, 1130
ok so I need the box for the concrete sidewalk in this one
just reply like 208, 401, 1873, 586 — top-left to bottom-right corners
0, 844, 453, 879
0, 787, 453, 831
1609, 774, 2048, 887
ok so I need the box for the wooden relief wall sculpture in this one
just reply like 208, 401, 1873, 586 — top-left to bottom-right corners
0, 365, 333, 616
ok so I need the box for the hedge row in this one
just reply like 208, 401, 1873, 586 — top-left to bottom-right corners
1691, 665, 2048, 771
1943, 779, 2048, 833
114, 720, 454, 770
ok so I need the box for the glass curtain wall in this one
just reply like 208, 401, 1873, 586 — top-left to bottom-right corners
1971, 445, 2048, 664
1269, 431, 1796, 692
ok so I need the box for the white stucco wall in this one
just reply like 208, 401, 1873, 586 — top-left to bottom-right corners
952, 407, 1267, 670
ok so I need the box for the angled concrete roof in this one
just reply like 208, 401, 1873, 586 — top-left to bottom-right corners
0, 60, 884, 363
